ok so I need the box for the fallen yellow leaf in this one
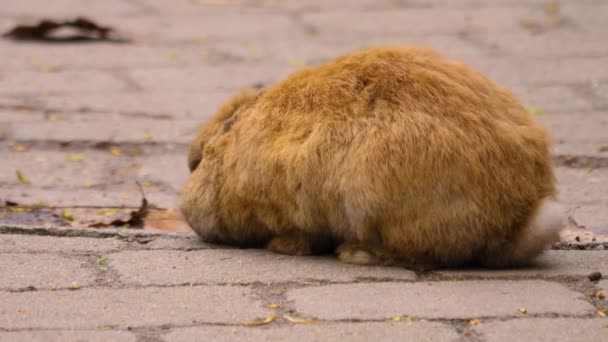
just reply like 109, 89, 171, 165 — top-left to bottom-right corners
469, 319, 481, 326
70, 282, 80, 289
599, 310, 607, 317
8, 207, 29, 213
109, 147, 122, 156
283, 314, 316, 324
66, 154, 84, 162
265, 303, 281, 309
16, 170, 30, 184
391, 315, 412, 323
97, 257, 109, 264
519, 307, 527, 314
61, 209, 74, 221
242, 315, 277, 326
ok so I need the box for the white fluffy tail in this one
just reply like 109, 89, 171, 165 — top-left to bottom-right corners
486, 199, 566, 267
521, 200, 566, 252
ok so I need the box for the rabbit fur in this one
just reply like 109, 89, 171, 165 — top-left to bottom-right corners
180, 46, 565, 268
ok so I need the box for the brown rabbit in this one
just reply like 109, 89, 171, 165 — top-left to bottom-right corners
180, 46, 564, 268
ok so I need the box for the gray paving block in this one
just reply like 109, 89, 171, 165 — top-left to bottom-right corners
288, 280, 594, 320
0, 330, 136, 342
437, 251, 608, 278
163, 322, 460, 342
474, 318, 608, 342
108, 249, 416, 285
0, 286, 268, 329
0, 235, 125, 254
0, 253, 94, 290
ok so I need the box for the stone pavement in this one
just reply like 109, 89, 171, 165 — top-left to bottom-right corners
0, 0, 607, 341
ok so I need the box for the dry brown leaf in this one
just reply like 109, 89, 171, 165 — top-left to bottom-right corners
242, 315, 277, 327
89, 197, 148, 228
3, 17, 127, 43
143, 208, 192, 232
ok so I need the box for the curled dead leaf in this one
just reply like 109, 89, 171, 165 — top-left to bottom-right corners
283, 314, 316, 324
242, 315, 277, 327
3, 17, 127, 43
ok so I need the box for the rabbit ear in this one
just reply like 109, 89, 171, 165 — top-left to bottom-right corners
187, 142, 203, 172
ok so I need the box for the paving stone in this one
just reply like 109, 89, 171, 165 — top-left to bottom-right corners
436, 251, 608, 278
538, 113, 608, 158
0, 148, 188, 208
0, 253, 94, 290
0, 44, 223, 72
467, 57, 608, 89
0, 235, 125, 254
108, 249, 416, 285
0, 0, 140, 17
484, 30, 608, 58
0, 286, 268, 329
103, 14, 300, 44
288, 280, 593, 320
6, 112, 197, 144
0, 330, 136, 342
5, 90, 235, 120
0, 70, 128, 96
301, 7, 535, 37
0, 148, 135, 187
127, 64, 293, 92
134, 235, 210, 250
474, 318, 608, 342
163, 322, 460, 342
557, 168, 608, 223
569, 206, 608, 236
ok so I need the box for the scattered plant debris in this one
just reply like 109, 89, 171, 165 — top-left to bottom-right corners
88, 182, 149, 228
